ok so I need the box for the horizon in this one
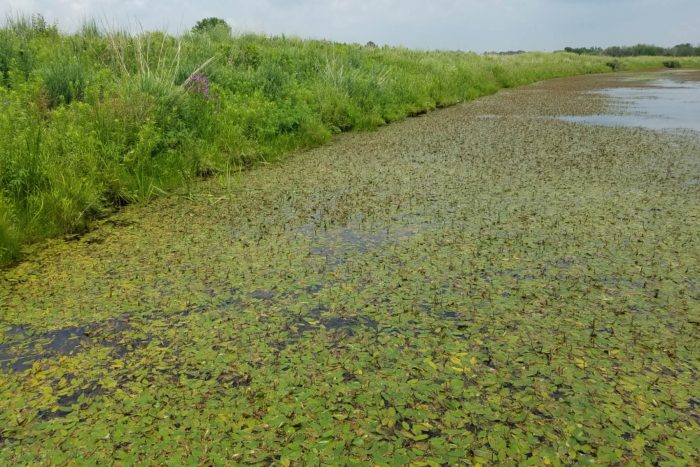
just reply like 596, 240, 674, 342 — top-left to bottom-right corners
2, 0, 699, 53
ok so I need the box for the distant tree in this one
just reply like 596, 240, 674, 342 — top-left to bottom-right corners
671, 43, 695, 57
192, 17, 232, 35
565, 42, 700, 57
604, 46, 625, 57
633, 44, 666, 56
564, 46, 603, 55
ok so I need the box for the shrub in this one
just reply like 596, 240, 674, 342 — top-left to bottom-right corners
663, 60, 682, 69
606, 60, 624, 71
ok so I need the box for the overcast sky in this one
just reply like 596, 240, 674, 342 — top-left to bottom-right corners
2, 0, 698, 52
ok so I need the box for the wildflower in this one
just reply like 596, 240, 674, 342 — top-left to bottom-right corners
186, 73, 210, 99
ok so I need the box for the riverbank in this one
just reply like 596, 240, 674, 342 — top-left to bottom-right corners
2, 19, 700, 263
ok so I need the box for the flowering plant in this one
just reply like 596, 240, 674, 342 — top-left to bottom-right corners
186, 73, 210, 99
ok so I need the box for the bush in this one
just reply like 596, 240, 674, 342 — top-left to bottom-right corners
606, 60, 624, 71
663, 60, 682, 69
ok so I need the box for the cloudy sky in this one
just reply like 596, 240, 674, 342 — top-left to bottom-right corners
2, 0, 698, 52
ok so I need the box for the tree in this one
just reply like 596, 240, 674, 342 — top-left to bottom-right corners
192, 18, 232, 35
671, 43, 695, 57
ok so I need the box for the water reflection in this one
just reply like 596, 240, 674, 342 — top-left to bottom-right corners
560, 72, 700, 132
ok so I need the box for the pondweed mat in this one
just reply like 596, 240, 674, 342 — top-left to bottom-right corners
2, 71, 700, 464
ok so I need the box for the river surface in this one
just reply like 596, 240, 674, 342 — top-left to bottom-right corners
560, 71, 700, 132
1, 71, 699, 464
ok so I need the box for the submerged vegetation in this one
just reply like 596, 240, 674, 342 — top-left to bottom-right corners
2, 16, 700, 263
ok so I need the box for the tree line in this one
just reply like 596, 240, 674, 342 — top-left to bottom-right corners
563, 43, 700, 57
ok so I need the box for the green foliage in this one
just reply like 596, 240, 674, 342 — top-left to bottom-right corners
566, 42, 700, 57
0, 28, 36, 85
41, 57, 90, 107
0, 16, 699, 263
0, 30, 12, 84
606, 59, 624, 71
0, 196, 19, 262
192, 17, 231, 36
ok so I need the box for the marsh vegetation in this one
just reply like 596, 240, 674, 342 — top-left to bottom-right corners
2, 17, 699, 263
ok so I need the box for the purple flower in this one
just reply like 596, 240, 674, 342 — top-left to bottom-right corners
186, 73, 210, 99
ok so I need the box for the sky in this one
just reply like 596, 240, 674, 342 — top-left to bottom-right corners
2, 0, 698, 52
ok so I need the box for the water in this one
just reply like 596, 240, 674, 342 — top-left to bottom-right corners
560, 73, 700, 132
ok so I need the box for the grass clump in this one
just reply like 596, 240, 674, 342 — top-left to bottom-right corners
42, 57, 90, 106
1, 16, 699, 264
0, 196, 19, 263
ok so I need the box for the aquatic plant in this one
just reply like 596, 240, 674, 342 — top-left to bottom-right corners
1, 70, 699, 463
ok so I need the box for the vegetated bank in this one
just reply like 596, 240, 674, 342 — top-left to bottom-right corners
2, 16, 699, 264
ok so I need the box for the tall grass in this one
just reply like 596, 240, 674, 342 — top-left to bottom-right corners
1, 17, 698, 264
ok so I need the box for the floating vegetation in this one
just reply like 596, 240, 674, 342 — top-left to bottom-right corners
1, 71, 700, 464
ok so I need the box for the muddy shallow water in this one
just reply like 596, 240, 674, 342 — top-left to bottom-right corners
1, 71, 699, 464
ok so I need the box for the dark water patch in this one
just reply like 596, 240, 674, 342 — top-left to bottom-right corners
304, 284, 324, 295
215, 296, 243, 310
1, 325, 90, 372
321, 315, 378, 331
320, 317, 359, 336
545, 257, 576, 269
493, 268, 538, 281
308, 304, 330, 319
0, 319, 133, 373
598, 277, 649, 292
271, 309, 380, 351
250, 289, 276, 301
559, 75, 700, 132
37, 384, 102, 421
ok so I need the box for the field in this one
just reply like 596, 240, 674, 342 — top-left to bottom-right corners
2, 18, 700, 262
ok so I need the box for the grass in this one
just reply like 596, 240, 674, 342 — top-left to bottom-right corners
1, 17, 699, 264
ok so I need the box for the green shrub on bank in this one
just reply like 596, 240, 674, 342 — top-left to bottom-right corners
1, 18, 698, 264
